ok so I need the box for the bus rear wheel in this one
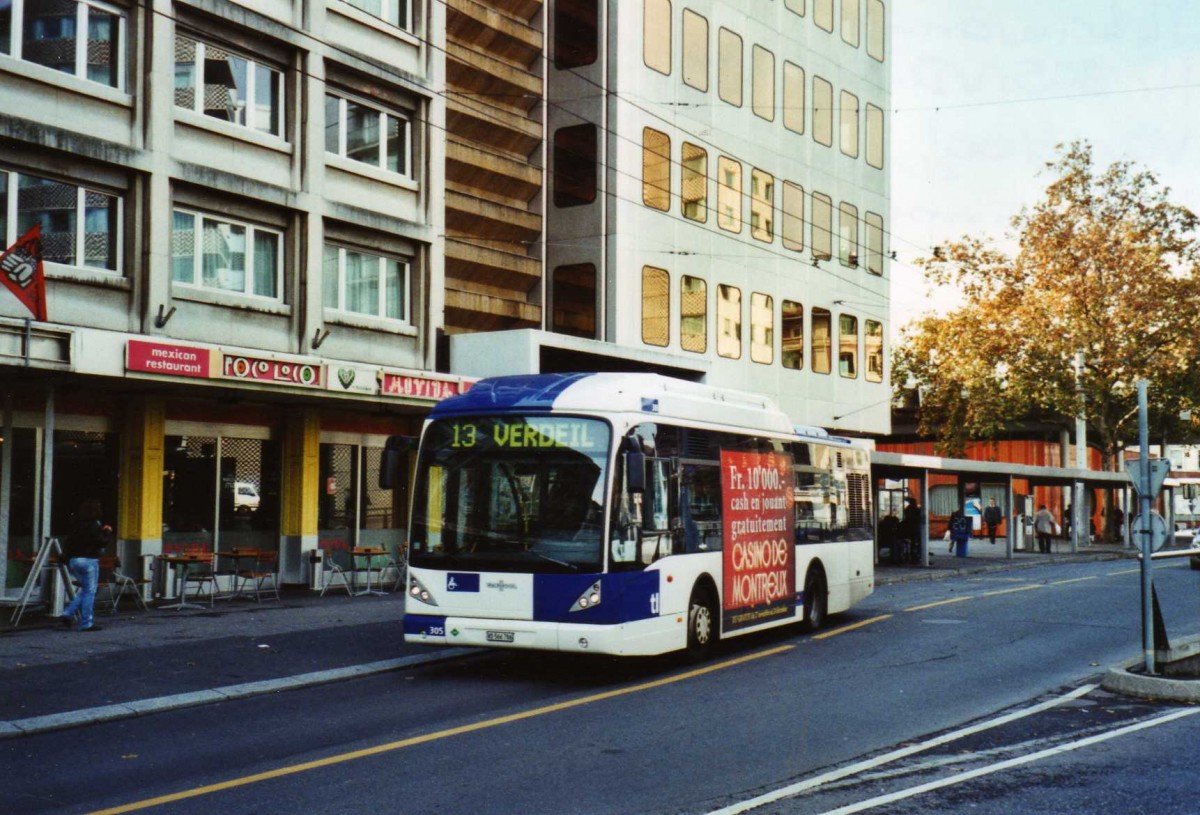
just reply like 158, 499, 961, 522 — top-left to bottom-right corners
686, 584, 718, 660
803, 569, 827, 632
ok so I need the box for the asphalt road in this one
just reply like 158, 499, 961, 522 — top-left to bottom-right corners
3, 558, 1197, 815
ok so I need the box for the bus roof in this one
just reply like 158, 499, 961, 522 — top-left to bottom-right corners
429, 372, 798, 436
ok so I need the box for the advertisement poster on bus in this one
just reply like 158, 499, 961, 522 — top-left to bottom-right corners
721, 450, 795, 631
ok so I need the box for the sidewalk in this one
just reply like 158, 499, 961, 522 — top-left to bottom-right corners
0, 540, 1136, 738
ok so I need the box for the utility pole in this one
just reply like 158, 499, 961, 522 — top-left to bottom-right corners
1073, 351, 1086, 553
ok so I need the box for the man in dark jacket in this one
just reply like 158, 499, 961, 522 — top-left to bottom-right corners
983, 498, 1003, 544
59, 499, 114, 632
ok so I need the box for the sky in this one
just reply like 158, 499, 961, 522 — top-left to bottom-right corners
889, 0, 1200, 335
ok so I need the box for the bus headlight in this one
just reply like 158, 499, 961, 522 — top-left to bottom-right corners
408, 575, 438, 606
569, 580, 602, 612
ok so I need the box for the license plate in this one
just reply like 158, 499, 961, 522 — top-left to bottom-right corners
486, 630, 515, 643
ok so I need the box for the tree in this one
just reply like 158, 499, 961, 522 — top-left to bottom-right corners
894, 141, 1200, 479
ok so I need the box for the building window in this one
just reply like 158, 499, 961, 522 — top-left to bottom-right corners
175, 34, 283, 137
555, 0, 597, 69
750, 292, 773, 364
5, 171, 121, 272
752, 45, 775, 121
842, 0, 860, 47
553, 124, 597, 207
867, 0, 886, 62
813, 76, 833, 147
552, 263, 596, 338
5, 0, 126, 89
812, 307, 831, 374
866, 103, 884, 169
814, 0, 833, 32
865, 211, 884, 275
682, 9, 708, 91
681, 142, 707, 222
839, 314, 858, 378
643, 128, 671, 211
718, 27, 742, 107
172, 209, 281, 299
323, 244, 409, 321
680, 275, 707, 353
865, 319, 884, 382
717, 156, 742, 233
785, 0, 806, 16
644, 0, 671, 75
840, 90, 859, 158
340, 0, 410, 30
717, 283, 741, 359
812, 192, 832, 260
750, 169, 773, 243
782, 181, 804, 252
325, 94, 410, 176
783, 61, 805, 135
782, 300, 803, 369
839, 202, 859, 267
642, 265, 670, 346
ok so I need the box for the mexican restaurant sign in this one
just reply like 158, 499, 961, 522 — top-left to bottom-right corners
720, 449, 795, 632
126, 340, 214, 379
380, 371, 472, 401
221, 353, 323, 388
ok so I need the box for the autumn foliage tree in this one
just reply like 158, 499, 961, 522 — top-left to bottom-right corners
894, 142, 1200, 476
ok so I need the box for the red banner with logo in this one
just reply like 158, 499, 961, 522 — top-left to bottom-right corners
721, 449, 795, 631
0, 224, 48, 321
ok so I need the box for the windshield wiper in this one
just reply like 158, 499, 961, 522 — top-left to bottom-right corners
527, 550, 578, 570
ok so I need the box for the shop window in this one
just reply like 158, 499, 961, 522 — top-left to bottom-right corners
318, 444, 403, 553
840, 90, 859, 158
867, 0, 886, 62
839, 314, 858, 378
785, 0, 805, 16
174, 34, 283, 138
717, 156, 742, 233
642, 266, 670, 346
782, 300, 803, 369
752, 45, 774, 121
680, 275, 707, 353
172, 208, 281, 300
681, 142, 707, 222
750, 168, 773, 243
555, 0, 597, 68
323, 244, 409, 322
812, 192, 832, 260
325, 93, 410, 177
5, 0, 126, 89
643, 127, 671, 211
1, 428, 37, 587
553, 124, 597, 207
7, 171, 121, 273
340, 0, 410, 30
866, 103, 884, 169
813, 75, 832, 147
842, 0, 860, 47
682, 9, 708, 91
717, 283, 741, 359
750, 292, 773, 364
718, 27, 742, 107
865, 319, 884, 382
812, 307, 831, 373
783, 61, 805, 135
782, 181, 804, 252
839, 201, 859, 267
551, 263, 597, 339
643, 0, 671, 75
865, 211, 884, 275
814, 0, 833, 32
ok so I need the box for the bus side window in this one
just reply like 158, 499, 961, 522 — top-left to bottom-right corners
681, 463, 722, 553
641, 458, 675, 563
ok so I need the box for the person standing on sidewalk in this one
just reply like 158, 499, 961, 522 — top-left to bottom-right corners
59, 499, 114, 632
983, 498, 1003, 544
1034, 504, 1055, 554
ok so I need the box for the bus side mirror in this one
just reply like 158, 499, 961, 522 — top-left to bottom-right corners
623, 441, 645, 495
379, 435, 417, 490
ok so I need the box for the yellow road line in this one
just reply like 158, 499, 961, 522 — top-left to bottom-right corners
1050, 576, 1100, 586
979, 584, 1043, 597
813, 614, 892, 640
904, 596, 973, 613
87, 644, 794, 815
1110, 567, 1141, 575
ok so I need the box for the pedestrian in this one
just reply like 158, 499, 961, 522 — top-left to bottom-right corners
1034, 504, 1055, 554
901, 497, 922, 564
983, 498, 1003, 544
59, 499, 114, 632
949, 509, 972, 557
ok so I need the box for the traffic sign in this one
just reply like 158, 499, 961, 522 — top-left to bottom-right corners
1124, 458, 1170, 497
1132, 511, 1168, 552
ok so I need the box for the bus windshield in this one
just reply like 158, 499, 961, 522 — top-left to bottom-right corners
409, 416, 612, 574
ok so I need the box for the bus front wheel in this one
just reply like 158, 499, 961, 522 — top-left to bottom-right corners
686, 584, 718, 659
803, 569, 828, 632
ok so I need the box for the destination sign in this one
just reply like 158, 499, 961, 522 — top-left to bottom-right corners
439, 418, 608, 453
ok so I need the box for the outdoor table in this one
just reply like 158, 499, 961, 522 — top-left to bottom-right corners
351, 547, 388, 596
216, 549, 264, 598
157, 554, 210, 610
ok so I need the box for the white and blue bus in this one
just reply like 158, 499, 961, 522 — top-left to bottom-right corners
400, 373, 874, 657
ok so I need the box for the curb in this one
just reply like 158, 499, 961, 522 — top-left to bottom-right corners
1101, 660, 1200, 704
0, 647, 479, 739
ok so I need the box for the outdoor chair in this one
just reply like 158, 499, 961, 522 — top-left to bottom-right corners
319, 548, 355, 597
235, 550, 280, 602
182, 552, 218, 606
108, 557, 148, 612
382, 541, 407, 592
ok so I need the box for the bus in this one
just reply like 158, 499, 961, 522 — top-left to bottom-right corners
397, 372, 875, 657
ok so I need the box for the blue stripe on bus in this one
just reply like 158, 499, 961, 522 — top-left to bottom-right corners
533, 571, 661, 625
430, 373, 595, 416
405, 614, 447, 636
